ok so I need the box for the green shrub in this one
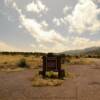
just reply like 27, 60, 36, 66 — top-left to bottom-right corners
17, 58, 29, 68
46, 71, 58, 78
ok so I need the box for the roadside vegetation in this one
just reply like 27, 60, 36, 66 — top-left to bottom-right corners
0, 53, 42, 71
0, 51, 99, 72
16, 58, 29, 68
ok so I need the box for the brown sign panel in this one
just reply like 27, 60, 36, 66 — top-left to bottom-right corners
46, 57, 57, 71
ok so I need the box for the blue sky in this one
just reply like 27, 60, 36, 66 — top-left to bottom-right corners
0, 0, 100, 53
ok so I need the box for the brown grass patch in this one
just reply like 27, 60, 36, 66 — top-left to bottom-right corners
0, 55, 42, 70
32, 78, 64, 87
65, 72, 76, 79
68, 58, 95, 65
1, 68, 25, 72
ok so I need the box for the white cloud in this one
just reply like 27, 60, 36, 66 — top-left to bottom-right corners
30, 42, 69, 53
65, 0, 100, 34
0, 41, 20, 52
12, 2, 67, 52
5, 0, 14, 6
60, 18, 65, 24
63, 6, 69, 14
12, 3, 65, 45
53, 18, 61, 26
41, 20, 48, 27
26, 0, 48, 13
18, 25, 23, 29
71, 37, 100, 49
19, 15, 63, 44
4, 0, 100, 53
0, 40, 34, 52
20, 16, 66, 44
30, 36, 100, 52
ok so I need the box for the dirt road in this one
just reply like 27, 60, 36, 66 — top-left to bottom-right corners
0, 59, 100, 100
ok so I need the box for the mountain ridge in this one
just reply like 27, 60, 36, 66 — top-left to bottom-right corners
61, 46, 100, 56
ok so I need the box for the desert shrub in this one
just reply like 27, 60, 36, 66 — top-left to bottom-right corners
17, 58, 29, 68
46, 71, 59, 78
46, 71, 54, 78
3, 61, 8, 64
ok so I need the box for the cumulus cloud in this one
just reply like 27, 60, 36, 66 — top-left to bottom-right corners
0, 41, 34, 52
19, 14, 66, 44
4, 0, 14, 6
72, 37, 100, 49
26, 0, 48, 13
65, 0, 100, 34
52, 6, 69, 26
30, 36, 100, 52
63, 6, 70, 14
30, 42, 69, 53
11, 2, 68, 52
53, 18, 61, 26
3, 0, 100, 53
41, 20, 48, 27
0, 41, 20, 52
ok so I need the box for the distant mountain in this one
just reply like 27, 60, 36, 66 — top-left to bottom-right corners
61, 47, 100, 57
83, 47, 100, 56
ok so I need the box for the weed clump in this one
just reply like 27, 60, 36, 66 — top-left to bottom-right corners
17, 58, 29, 68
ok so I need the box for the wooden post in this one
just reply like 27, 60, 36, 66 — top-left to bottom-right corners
42, 56, 46, 78
57, 56, 61, 78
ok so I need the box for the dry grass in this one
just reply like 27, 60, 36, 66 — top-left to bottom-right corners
67, 58, 95, 65
0, 54, 97, 72
1, 68, 25, 72
0, 54, 42, 70
31, 71, 75, 87
32, 78, 64, 87
30, 71, 64, 87
66, 72, 76, 79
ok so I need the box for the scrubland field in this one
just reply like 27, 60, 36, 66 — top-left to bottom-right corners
0, 54, 97, 70
0, 54, 42, 71
0, 53, 100, 100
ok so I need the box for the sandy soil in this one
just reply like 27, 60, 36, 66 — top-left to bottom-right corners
0, 59, 100, 100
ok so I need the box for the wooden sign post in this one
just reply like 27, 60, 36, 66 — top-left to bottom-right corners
39, 53, 65, 79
